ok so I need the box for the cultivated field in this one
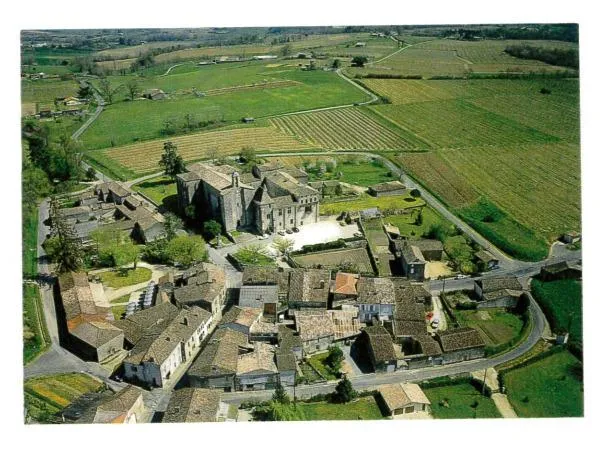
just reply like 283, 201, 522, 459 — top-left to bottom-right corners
21, 79, 80, 105
352, 38, 577, 77
271, 107, 425, 151
292, 247, 375, 274
374, 99, 557, 149
89, 125, 313, 177
24, 373, 104, 420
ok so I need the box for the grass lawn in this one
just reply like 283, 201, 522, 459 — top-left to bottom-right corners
98, 267, 152, 288
22, 206, 38, 279
424, 382, 501, 419
299, 362, 322, 384
382, 206, 444, 239
320, 193, 425, 216
111, 293, 133, 304
23, 283, 50, 364
503, 349, 583, 418
305, 158, 396, 186
271, 396, 386, 421
24, 373, 104, 422
531, 278, 582, 345
453, 309, 524, 346
232, 246, 275, 266
132, 176, 177, 206
306, 352, 339, 380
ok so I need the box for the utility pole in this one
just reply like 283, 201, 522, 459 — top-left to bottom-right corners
481, 368, 488, 396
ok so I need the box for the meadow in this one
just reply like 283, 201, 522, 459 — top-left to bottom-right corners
503, 349, 583, 418
21, 79, 80, 106
23, 283, 50, 364
320, 193, 425, 216
81, 69, 369, 150
453, 309, 524, 346
268, 396, 385, 421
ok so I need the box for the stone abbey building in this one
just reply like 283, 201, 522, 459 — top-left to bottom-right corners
176, 162, 320, 234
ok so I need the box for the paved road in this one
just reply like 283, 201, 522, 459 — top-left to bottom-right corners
71, 80, 105, 141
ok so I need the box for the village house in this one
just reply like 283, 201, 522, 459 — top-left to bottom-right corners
96, 182, 131, 205
187, 327, 249, 391
242, 266, 292, 306
238, 285, 279, 316
412, 239, 444, 262
367, 180, 407, 197
219, 306, 263, 337
560, 231, 581, 245
360, 325, 399, 373
355, 277, 396, 322
435, 327, 486, 364
113, 301, 181, 347
173, 263, 227, 319
330, 306, 364, 341
176, 161, 320, 234
87, 385, 145, 424
56, 272, 124, 363
288, 269, 331, 313
394, 240, 426, 282
330, 272, 360, 307
121, 305, 212, 388
278, 325, 304, 361
294, 310, 336, 354
235, 342, 279, 391
57, 205, 93, 224
475, 250, 500, 270
378, 383, 431, 417
474, 275, 524, 309
163, 388, 229, 423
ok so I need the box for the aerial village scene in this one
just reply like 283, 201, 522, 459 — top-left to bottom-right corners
20, 22, 582, 425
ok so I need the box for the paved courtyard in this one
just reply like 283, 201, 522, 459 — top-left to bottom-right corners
270, 218, 361, 251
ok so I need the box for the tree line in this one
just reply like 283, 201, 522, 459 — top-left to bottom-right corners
504, 45, 579, 69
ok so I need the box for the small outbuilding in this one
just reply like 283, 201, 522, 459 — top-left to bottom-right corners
368, 180, 406, 197
379, 383, 431, 416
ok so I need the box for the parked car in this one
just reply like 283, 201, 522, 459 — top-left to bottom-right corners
455, 274, 469, 279
292, 227, 300, 233
431, 319, 439, 328
277, 230, 286, 236
285, 229, 293, 234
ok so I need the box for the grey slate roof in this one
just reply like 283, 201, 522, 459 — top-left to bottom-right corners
239, 285, 279, 308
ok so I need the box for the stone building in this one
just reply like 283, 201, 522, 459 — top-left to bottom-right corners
173, 263, 227, 319
474, 275, 523, 309
176, 161, 320, 234
436, 327, 486, 364
163, 388, 229, 423
355, 277, 396, 322
121, 305, 212, 388
293, 310, 335, 354
379, 383, 431, 416
288, 269, 331, 313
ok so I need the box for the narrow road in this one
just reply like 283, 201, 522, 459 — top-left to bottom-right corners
71, 80, 105, 141
162, 62, 193, 76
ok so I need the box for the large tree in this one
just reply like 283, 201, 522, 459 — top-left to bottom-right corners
325, 345, 344, 374
159, 141, 186, 179
273, 237, 294, 255
165, 235, 207, 267
125, 80, 140, 101
272, 383, 291, 404
47, 196, 84, 273
164, 213, 184, 241
351, 56, 368, 67
97, 78, 121, 104
332, 375, 357, 403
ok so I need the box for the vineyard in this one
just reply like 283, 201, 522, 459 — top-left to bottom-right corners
397, 152, 480, 208
439, 142, 581, 239
271, 107, 425, 151
373, 99, 558, 149
203, 79, 301, 96
90, 125, 315, 176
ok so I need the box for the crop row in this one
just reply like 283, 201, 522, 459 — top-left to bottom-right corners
97, 126, 314, 173
271, 107, 421, 151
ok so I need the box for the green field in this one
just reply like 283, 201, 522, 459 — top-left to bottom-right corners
503, 349, 583, 418
22, 206, 38, 279
270, 396, 386, 421
320, 192, 425, 216
81, 69, 369, 150
24, 373, 104, 422
531, 278, 582, 345
453, 309, 524, 346
21, 79, 80, 106
424, 382, 501, 419
98, 267, 152, 288
132, 176, 177, 207
23, 283, 50, 364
